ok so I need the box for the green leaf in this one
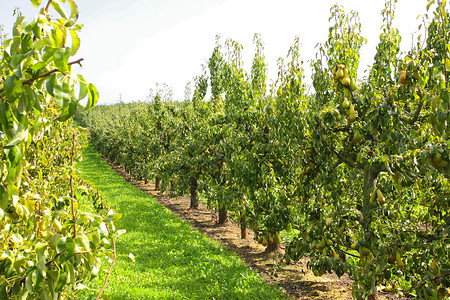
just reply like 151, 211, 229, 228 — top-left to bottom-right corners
91, 257, 101, 276
54, 77, 71, 108
0, 283, 7, 299
0, 102, 14, 131
0, 186, 8, 210
31, 0, 41, 7
10, 36, 21, 56
69, 29, 80, 55
65, 237, 75, 257
67, 0, 79, 19
39, 288, 50, 300
49, 234, 61, 250
5, 126, 28, 148
51, 0, 69, 20
54, 268, 67, 293
4, 75, 22, 98
87, 83, 99, 109
36, 242, 47, 274
65, 261, 75, 284
46, 73, 57, 97
57, 98, 77, 122
11, 54, 25, 69
53, 47, 70, 73
25, 271, 34, 293
441, 89, 449, 104
56, 237, 67, 254
77, 78, 88, 100
74, 233, 90, 251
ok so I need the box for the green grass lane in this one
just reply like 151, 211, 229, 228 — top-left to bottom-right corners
76, 144, 289, 300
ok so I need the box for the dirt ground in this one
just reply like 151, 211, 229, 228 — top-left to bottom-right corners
105, 160, 399, 300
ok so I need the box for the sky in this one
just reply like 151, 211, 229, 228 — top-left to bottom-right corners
0, 0, 433, 104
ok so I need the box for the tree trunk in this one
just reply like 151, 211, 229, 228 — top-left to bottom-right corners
218, 204, 227, 224
362, 167, 379, 300
240, 213, 247, 239
265, 241, 280, 253
155, 177, 160, 191
240, 224, 247, 239
362, 168, 378, 234
190, 177, 199, 209
367, 289, 379, 300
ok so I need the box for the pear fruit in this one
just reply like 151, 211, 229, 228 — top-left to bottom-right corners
350, 78, 357, 91
261, 236, 268, 246
342, 97, 350, 109
347, 104, 356, 123
274, 232, 282, 244
316, 238, 326, 251
331, 248, 340, 259
268, 233, 274, 244
361, 247, 371, 256
340, 76, 351, 86
325, 217, 332, 227
399, 70, 408, 85
336, 68, 344, 80
396, 252, 405, 269
352, 130, 362, 143
53, 219, 62, 234
377, 189, 386, 205
369, 189, 377, 205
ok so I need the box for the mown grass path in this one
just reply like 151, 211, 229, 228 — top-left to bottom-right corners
76, 145, 288, 299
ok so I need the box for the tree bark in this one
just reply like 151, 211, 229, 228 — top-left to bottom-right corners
264, 241, 280, 253
240, 213, 247, 239
190, 177, 199, 209
155, 177, 160, 191
362, 167, 379, 300
218, 204, 227, 224
362, 168, 378, 234
240, 224, 247, 239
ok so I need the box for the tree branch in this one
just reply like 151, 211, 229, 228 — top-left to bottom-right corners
96, 226, 117, 300
0, 58, 84, 94
70, 130, 77, 238
45, 0, 53, 13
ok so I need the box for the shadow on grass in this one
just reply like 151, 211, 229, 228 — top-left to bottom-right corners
77, 145, 288, 300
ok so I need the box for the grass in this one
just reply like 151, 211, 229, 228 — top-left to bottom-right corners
76, 144, 289, 300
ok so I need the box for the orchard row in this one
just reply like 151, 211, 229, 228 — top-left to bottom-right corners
77, 1, 450, 299
0, 1, 122, 299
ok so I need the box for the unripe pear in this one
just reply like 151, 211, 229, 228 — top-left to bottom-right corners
399, 70, 408, 85
261, 236, 268, 246
340, 76, 351, 86
53, 219, 62, 234
342, 98, 350, 109
350, 78, 357, 91
336, 69, 344, 80
369, 189, 377, 205
268, 233, 274, 244
396, 252, 405, 269
347, 109, 356, 123
274, 232, 281, 244
331, 248, 339, 259
343, 88, 351, 98
377, 189, 386, 205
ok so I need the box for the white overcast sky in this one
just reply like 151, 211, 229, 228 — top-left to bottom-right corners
1, 0, 433, 104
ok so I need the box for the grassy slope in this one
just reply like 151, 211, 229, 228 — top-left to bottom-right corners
76, 144, 288, 300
